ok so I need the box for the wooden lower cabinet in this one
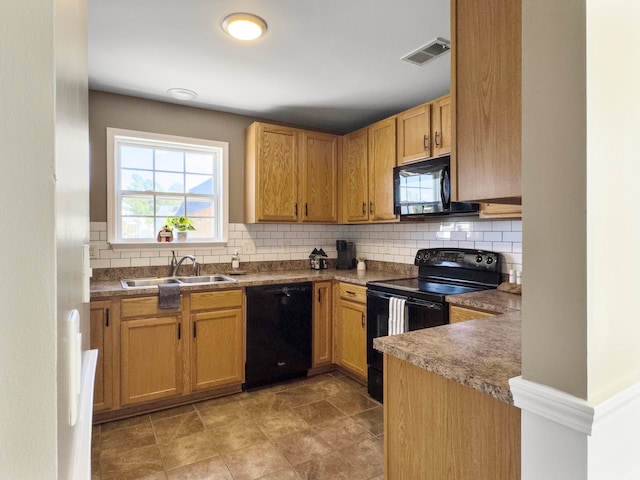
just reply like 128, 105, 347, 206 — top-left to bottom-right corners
190, 290, 244, 391
312, 281, 333, 368
449, 305, 495, 323
334, 283, 367, 379
384, 355, 520, 479
90, 300, 113, 412
120, 315, 184, 406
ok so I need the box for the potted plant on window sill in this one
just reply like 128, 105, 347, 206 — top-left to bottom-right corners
166, 216, 196, 242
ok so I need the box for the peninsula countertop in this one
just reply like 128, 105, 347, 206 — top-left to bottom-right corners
374, 289, 522, 404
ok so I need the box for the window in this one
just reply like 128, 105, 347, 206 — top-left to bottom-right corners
107, 128, 229, 245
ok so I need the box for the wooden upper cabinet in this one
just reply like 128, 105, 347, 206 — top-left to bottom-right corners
300, 131, 339, 223
368, 116, 398, 222
245, 122, 299, 223
341, 127, 369, 222
245, 122, 339, 223
432, 95, 452, 157
397, 103, 432, 164
452, 0, 522, 203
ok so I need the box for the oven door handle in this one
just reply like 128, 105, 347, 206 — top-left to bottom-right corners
366, 290, 407, 301
406, 298, 442, 310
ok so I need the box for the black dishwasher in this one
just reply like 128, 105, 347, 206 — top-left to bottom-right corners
244, 282, 312, 390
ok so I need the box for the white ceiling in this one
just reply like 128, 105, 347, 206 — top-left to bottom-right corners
88, 0, 451, 134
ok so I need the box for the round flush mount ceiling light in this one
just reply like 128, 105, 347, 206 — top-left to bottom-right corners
167, 88, 198, 100
222, 13, 267, 40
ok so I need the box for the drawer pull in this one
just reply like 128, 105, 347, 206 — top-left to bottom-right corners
346, 290, 356, 295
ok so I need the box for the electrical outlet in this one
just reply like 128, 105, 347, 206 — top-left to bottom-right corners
89, 244, 99, 259
242, 240, 256, 255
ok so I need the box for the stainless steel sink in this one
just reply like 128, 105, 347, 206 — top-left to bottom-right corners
121, 274, 237, 289
121, 277, 180, 288
176, 274, 237, 284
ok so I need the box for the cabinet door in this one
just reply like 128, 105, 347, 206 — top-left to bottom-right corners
191, 308, 244, 391
454, 0, 522, 202
256, 124, 299, 222
335, 298, 367, 379
312, 281, 333, 367
368, 117, 398, 222
90, 301, 113, 412
397, 103, 431, 164
120, 316, 183, 406
300, 131, 339, 223
432, 95, 452, 157
341, 128, 369, 223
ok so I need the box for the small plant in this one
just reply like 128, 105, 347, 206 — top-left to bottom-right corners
165, 216, 196, 232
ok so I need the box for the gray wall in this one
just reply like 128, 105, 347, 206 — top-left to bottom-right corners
89, 91, 260, 223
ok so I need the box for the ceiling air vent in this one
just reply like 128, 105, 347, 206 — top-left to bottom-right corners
401, 38, 451, 66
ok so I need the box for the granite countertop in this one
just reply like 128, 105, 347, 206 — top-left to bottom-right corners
445, 288, 522, 314
374, 312, 521, 404
90, 268, 411, 299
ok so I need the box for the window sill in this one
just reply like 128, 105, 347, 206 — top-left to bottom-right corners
109, 241, 228, 250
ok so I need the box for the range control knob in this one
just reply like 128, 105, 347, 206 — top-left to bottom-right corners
475, 255, 483, 263
416, 252, 423, 261
486, 256, 494, 265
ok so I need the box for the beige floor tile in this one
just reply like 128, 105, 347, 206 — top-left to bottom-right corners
298, 375, 356, 397
256, 467, 302, 480
295, 450, 366, 480
291, 400, 346, 427
100, 413, 151, 433
153, 411, 206, 444
313, 417, 373, 450
100, 444, 164, 480
198, 401, 249, 429
351, 407, 384, 436
158, 430, 219, 470
209, 417, 269, 454
100, 423, 157, 459
138, 472, 168, 480
149, 403, 196, 421
223, 441, 290, 480
271, 385, 326, 409
272, 428, 333, 466
166, 456, 233, 480
193, 394, 239, 412
340, 436, 384, 479
326, 390, 379, 416
254, 408, 310, 439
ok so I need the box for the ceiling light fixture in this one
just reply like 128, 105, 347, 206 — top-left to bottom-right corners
167, 88, 198, 100
222, 13, 267, 41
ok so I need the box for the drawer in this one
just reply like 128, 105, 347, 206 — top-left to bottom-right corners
449, 305, 495, 324
338, 283, 367, 304
190, 289, 243, 311
121, 295, 183, 318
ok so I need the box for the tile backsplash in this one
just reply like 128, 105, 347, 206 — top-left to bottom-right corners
90, 219, 522, 274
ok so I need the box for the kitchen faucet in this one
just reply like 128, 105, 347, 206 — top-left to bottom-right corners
170, 251, 199, 276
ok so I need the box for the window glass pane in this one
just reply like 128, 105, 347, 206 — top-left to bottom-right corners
189, 217, 214, 239
186, 174, 213, 194
121, 169, 153, 191
121, 217, 154, 239
186, 152, 215, 174
121, 195, 154, 216
156, 196, 184, 218
155, 149, 184, 172
155, 172, 184, 193
186, 197, 213, 216
120, 145, 153, 170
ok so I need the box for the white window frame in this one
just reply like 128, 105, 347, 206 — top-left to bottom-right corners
106, 127, 229, 248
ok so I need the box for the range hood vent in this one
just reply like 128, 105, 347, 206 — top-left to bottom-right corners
401, 38, 451, 66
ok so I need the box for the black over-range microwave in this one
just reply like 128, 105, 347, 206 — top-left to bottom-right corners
393, 156, 479, 218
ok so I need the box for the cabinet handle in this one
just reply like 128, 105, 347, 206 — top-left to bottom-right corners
435, 131, 440, 148
318, 290, 321, 303
361, 313, 365, 328
424, 134, 429, 150
105, 308, 109, 327
193, 322, 196, 338
369, 201, 374, 214
362, 202, 366, 214
346, 290, 356, 296
305, 203, 308, 217
178, 323, 181, 340
295, 203, 298, 217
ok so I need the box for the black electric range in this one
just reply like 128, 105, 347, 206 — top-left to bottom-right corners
365, 248, 502, 402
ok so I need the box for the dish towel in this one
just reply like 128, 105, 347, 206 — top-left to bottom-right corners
388, 297, 407, 335
158, 283, 181, 309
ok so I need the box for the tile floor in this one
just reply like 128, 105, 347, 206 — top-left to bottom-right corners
91, 372, 384, 480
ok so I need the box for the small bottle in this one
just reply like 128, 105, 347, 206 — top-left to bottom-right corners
231, 250, 240, 270
509, 269, 516, 284
516, 270, 522, 285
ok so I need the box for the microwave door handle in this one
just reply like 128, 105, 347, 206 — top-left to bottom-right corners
440, 168, 451, 209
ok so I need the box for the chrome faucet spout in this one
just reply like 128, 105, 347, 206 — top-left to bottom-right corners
171, 255, 197, 277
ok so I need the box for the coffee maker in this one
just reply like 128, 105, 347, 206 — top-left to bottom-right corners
336, 240, 356, 270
